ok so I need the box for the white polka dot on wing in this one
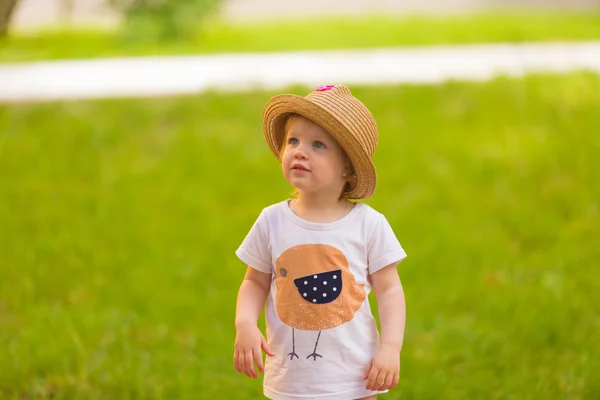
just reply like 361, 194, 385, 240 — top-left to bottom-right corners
333, 287, 337, 292
323, 293, 327, 297
333, 275, 337, 279
313, 287, 317, 291
313, 275, 317, 279
304, 281, 308, 285
303, 293, 307, 297
312, 299, 317, 303
323, 281, 327, 285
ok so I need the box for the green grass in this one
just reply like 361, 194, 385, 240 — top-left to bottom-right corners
1, 72, 599, 399
3, 12, 600, 62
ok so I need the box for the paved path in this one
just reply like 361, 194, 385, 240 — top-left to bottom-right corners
1, 41, 600, 102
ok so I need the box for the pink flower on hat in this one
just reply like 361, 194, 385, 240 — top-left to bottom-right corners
316, 85, 335, 92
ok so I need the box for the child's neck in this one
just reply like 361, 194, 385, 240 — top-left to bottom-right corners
290, 192, 352, 223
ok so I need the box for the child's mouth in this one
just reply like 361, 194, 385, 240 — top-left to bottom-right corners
291, 164, 310, 172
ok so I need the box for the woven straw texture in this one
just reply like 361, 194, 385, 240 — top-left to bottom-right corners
262, 85, 378, 199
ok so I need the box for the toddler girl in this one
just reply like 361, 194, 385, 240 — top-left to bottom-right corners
234, 85, 407, 400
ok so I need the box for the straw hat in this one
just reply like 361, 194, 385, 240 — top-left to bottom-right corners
262, 85, 378, 199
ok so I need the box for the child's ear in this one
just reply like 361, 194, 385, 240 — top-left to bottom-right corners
342, 166, 357, 184
347, 173, 357, 185
342, 163, 354, 176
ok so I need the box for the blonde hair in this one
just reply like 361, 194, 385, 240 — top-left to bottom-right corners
282, 113, 353, 200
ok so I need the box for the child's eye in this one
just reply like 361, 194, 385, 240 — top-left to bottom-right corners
313, 141, 326, 149
288, 137, 299, 145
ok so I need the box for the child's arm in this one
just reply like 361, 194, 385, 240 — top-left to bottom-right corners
364, 262, 406, 392
234, 266, 275, 379
373, 262, 406, 349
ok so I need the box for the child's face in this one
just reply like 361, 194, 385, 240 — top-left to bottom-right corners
281, 116, 350, 197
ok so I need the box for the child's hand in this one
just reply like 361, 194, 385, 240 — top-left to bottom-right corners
363, 342, 401, 391
234, 322, 275, 379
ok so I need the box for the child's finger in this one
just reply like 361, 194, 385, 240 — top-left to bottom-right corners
371, 371, 386, 391
363, 361, 373, 380
233, 351, 241, 373
253, 347, 265, 373
238, 351, 248, 376
380, 372, 393, 391
261, 336, 275, 357
390, 372, 400, 389
365, 366, 380, 390
240, 352, 252, 378
245, 350, 257, 378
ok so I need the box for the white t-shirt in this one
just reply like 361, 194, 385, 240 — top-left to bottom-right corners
236, 199, 407, 400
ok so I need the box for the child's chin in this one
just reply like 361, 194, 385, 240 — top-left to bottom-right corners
289, 185, 307, 195
286, 177, 309, 190
290, 184, 307, 192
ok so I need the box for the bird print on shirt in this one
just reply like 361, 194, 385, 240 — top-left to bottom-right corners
293, 269, 342, 305
275, 244, 366, 361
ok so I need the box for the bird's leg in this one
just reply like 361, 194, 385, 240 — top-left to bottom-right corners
287, 328, 299, 360
306, 330, 322, 361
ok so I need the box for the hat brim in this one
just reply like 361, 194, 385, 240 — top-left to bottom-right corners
263, 94, 376, 199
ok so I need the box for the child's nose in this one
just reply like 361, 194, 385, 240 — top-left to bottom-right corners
293, 147, 307, 159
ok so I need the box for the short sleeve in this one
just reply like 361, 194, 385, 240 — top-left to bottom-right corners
235, 210, 273, 274
367, 213, 407, 275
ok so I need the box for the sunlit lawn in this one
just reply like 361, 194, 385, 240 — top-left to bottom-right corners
0, 72, 599, 399
2, 12, 600, 62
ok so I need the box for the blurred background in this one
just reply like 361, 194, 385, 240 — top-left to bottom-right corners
9, 0, 600, 30
1, 0, 599, 399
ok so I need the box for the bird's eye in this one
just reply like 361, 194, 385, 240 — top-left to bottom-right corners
280, 268, 287, 277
